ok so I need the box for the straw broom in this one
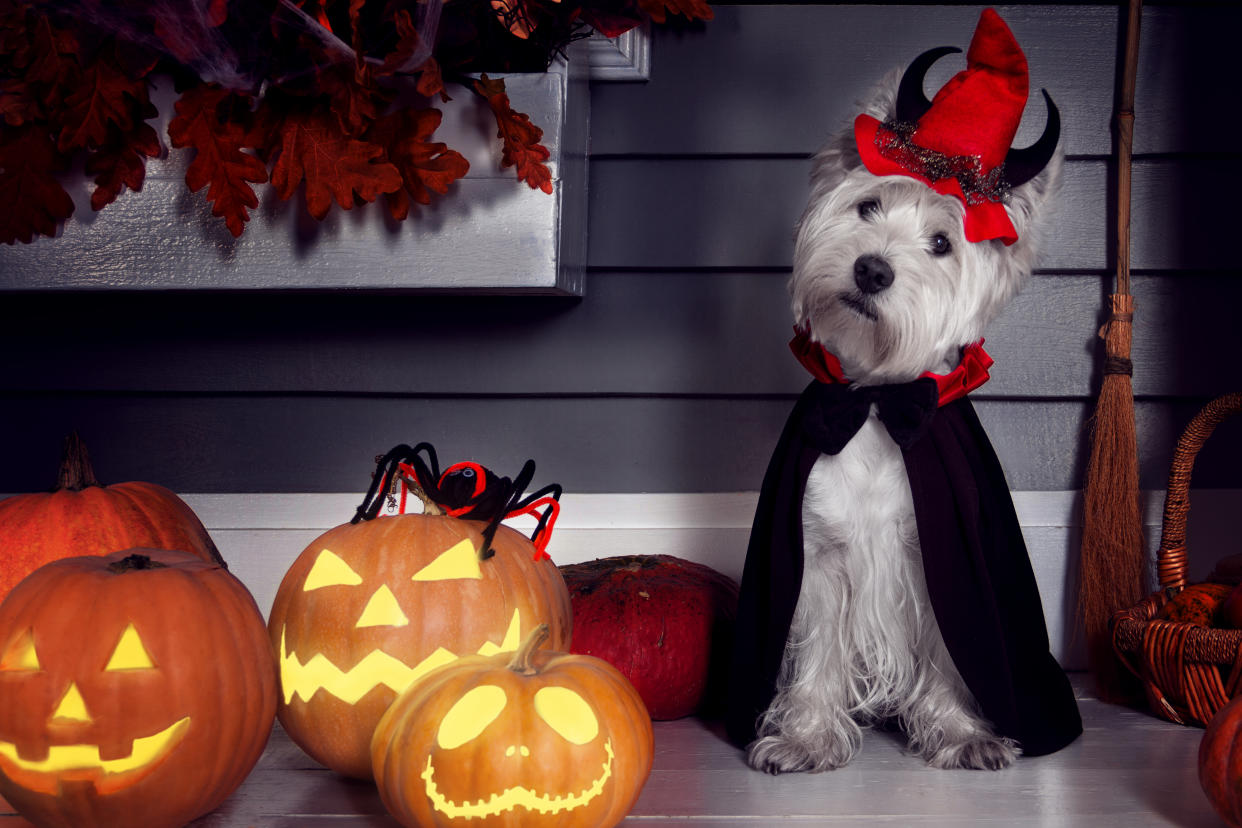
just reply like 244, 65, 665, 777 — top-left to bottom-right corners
1079, 0, 1145, 701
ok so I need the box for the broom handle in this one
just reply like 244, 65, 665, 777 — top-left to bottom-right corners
1115, 0, 1141, 297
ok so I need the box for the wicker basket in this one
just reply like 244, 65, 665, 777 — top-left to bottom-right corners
1111, 392, 1242, 726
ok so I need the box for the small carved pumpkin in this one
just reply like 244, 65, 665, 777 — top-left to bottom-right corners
0, 434, 223, 602
372, 625, 653, 828
0, 549, 276, 828
268, 514, 572, 779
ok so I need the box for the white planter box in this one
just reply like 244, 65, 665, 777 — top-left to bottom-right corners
0, 46, 591, 295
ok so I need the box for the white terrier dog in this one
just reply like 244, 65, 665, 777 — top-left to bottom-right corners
725, 9, 1081, 772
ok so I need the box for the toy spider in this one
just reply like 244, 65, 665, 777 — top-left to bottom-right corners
352, 442, 561, 561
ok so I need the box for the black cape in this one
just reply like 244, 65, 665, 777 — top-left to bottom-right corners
724, 381, 1082, 757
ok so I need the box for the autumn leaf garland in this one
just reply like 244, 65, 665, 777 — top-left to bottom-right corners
0, 0, 711, 244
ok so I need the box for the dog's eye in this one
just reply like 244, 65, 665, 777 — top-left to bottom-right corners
857, 200, 880, 220
929, 234, 953, 256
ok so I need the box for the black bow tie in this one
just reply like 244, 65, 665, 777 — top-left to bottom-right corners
800, 378, 941, 455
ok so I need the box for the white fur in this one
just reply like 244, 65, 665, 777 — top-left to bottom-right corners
746, 70, 1060, 774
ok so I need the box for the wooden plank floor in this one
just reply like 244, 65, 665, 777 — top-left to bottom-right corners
0, 676, 1226, 826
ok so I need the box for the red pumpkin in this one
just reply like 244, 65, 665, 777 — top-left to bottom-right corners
0, 548, 277, 828
372, 625, 653, 828
0, 434, 223, 602
1201, 694, 1242, 826
560, 555, 739, 719
268, 513, 572, 779
1157, 582, 1232, 626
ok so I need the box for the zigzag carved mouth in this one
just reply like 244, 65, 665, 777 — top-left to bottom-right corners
421, 740, 614, 817
278, 608, 523, 705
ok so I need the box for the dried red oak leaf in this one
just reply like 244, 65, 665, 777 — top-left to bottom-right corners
0, 0, 34, 67
22, 11, 80, 108
474, 74, 552, 194
369, 107, 469, 221
168, 84, 268, 238
57, 54, 153, 153
638, 0, 712, 24
318, 61, 384, 136
86, 120, 161, 211
268, 108, 402, 220
0, 125, 74, 244
0, 78, 41, 126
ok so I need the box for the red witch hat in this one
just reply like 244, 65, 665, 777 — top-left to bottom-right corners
853, 8, 1059, 245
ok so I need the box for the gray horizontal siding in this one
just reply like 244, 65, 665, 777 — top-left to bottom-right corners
3, 272, 1240, 399
1, 3, 1240, 496
2, 396, 1239, 494
586, 157, 1242, 272
592, 5, 1236, 157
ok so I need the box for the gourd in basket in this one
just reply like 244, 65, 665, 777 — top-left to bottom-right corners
1111, 392, 1242, 726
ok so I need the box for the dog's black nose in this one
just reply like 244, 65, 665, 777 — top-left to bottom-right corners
853, 255, 894, 294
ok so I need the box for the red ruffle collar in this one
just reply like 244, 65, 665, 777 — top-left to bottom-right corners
789, 325, 993, 406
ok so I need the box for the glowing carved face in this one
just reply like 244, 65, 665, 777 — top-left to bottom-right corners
422, 683, 613, 818
0, 623, 190, 795
267, 516, 572, 780
277, 540, 526, 706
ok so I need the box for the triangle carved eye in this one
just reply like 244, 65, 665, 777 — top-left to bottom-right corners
412, 539, 482, 582
0, 629, 40, 672
105, 624, 156, 671
304, 549, 364, 592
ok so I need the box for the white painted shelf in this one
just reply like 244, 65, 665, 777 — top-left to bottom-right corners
0, 676, 1218, 826
0, 52, 591, 295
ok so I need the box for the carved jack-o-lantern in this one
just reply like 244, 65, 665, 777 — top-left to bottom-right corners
372, 625, 653, 828
268, 514, 572, 779
0, 549, 277, 828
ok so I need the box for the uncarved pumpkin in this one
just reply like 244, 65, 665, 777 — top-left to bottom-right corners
0, 548, 277, 828
372, 625, 653, 828
268, 513, 572, 779
1201, 694, 1242, 827
561, 555, 739, 719
0, 434, 223, 602
1157, 583, 1232, 626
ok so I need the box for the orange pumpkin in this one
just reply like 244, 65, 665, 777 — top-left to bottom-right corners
0, 549, 276, 828
372, 625, 653, 828
0, 434, 223, 602
1201, 694, 1242, 827
268, 513, 572, 779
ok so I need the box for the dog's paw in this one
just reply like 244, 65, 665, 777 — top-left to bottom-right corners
925, 735, 1019, 771
746, 732, 859, 774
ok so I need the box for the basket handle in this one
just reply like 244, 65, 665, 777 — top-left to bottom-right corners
1157, 392, 1242, 591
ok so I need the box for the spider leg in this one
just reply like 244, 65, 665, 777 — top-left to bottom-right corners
351, 442, 441, 523
513, 482, 563, 541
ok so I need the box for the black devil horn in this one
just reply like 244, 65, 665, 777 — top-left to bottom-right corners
1004, 89, 1060, 188
895, 46, 962, 124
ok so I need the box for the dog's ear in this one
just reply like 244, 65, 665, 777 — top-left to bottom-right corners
803, 68, 901, 208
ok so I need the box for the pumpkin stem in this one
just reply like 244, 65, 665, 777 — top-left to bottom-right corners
107, 553, 169, 573
55, 432, 102, 492
507, 624, 550, 676
404, 476, 445, 517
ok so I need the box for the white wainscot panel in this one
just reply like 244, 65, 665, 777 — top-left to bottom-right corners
180, 489, 1242, 672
